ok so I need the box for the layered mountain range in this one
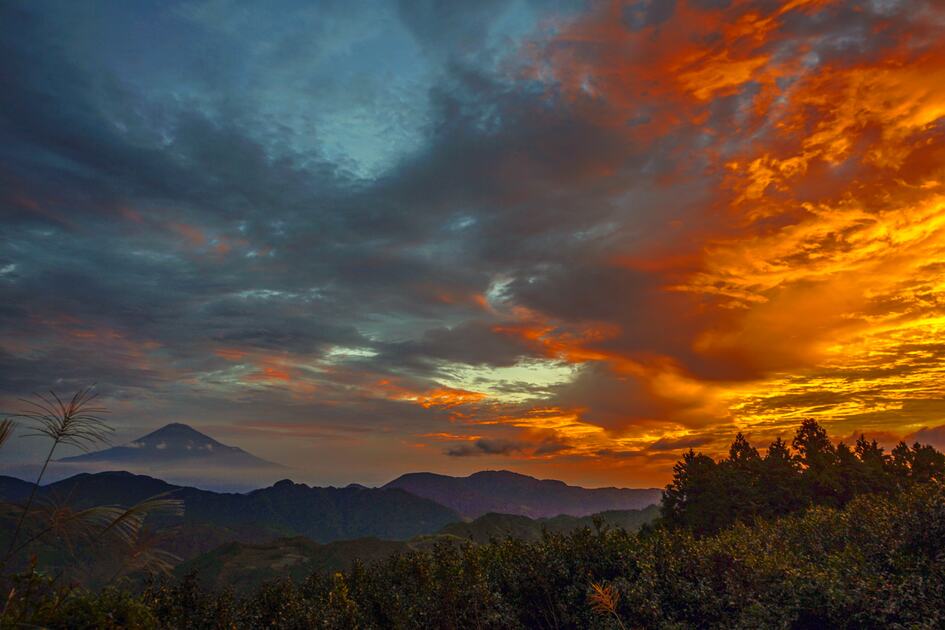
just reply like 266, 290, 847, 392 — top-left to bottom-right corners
0, 471, 459, 543
24, 423, 662, 517
385, 470, 661, 518
0, 469, 661, 590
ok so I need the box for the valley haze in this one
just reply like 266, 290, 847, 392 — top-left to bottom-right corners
2, 423, 662, 496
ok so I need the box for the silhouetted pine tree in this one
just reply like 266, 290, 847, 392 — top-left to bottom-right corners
661, 450, 727, 535
759, 436, 802, 517
891, 441, 945, 484
854, 435, 892, 494
792, 419, 841, 507
662, 418, 944, 536
721, 433, 762, 523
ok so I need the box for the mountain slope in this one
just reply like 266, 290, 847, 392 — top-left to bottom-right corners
177, 505, 660, 591
0, 471, 461, 545
0, 475, 35, 502
176, 536, 412, 592
439, 505, 660, 543
385, 470, 662, 518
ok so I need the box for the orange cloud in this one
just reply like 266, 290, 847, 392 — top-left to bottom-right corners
215, 348, 248, 361
477, 0, 945, 477
375, 378, 488, 410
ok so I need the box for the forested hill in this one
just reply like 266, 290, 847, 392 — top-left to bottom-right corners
174, 505, 660, 592
0, 471, 460, 543
661, 418, 945, 535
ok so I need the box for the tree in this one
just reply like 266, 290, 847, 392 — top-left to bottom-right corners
661, 450, 729, 535
835, 442, 861, 505
758, 437, 801, 517
728, 433, 760, 467
720, 433, 762, 524
792, 419, 841, 507
891, 441, 945, 484
847, 434, 892, 496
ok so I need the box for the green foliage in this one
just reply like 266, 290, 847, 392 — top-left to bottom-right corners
5, 482, 943, 628
0, 568, 159, 629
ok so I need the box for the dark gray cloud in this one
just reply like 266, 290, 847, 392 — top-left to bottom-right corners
0, 1, 610, 455
446, 438, 527, 457
622, 0, 676, 31
648, 434, 713, 452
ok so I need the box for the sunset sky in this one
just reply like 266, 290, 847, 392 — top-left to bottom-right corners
3, 0, 945, 487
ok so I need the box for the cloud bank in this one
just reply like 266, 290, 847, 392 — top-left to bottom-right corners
2, 0, 945, 486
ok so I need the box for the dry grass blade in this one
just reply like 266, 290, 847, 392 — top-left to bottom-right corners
0, 419, 14, 449
3, 386, 113, 571
589, 582, 620, 614
120, 532, 182, 577
52, 506, 127, 550
99, 494, 185, 548
8, 502, 128, 559
589, 582, 628, 630
8, 494, 183, 568
15, 386, 112, 451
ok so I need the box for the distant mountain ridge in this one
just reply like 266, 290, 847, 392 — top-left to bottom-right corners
384, 470, 662, 518
0, 469, 662, 591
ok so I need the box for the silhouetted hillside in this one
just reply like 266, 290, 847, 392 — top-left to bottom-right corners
175, 536, 411, 593
385, 470, 661, 518
176, 505, 659, 591
0, 475, 34, 502
439, 505, 660, 543
0, 471, 460, 546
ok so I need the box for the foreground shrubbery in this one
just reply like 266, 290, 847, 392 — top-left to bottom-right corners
5, 481, 944, 629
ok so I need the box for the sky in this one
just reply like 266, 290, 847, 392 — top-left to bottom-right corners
3, 0, 945, 488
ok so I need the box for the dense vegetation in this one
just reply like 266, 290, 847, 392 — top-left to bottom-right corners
5, 482, 944, 628
3, 408, 945, 628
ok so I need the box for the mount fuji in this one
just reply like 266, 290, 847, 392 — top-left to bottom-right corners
55, 423, 285, 491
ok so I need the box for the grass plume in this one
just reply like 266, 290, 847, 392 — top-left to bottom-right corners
589, 582, 628, 630
3, 386, 112, 570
